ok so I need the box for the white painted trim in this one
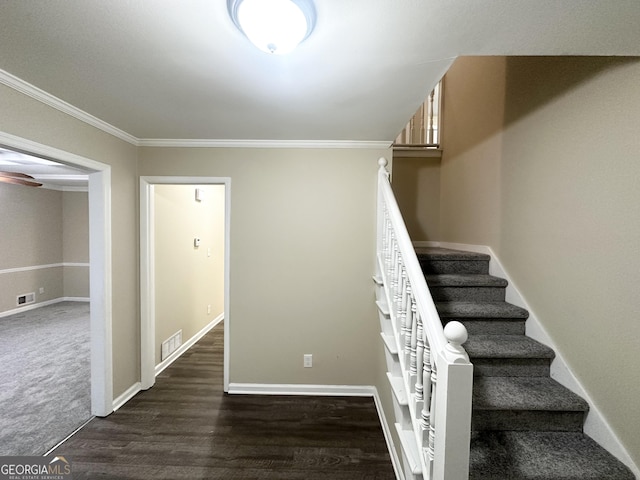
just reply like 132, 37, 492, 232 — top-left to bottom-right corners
227, 383, 377, 397
112, 382, 141, 412
43, 416, 95, 456
140, 176, 232, 394
39, 184, 89, 193
62, 296, 90, 302
0, 69, 138, 146
0, 262, 90, 275
88, 169, 113, 418
0, 131, 113, 419
0, 131, 111, 172
155, 313, 224, 376
0, 297, 69, 318
420, 240, 640, 477
0, 71, 393, 151
372, 388, 404, 480
137, 138, 392, 149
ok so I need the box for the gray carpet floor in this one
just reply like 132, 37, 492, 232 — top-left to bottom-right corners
0, 301, 91, 455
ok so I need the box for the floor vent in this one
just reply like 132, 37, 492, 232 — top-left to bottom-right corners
17, 292, 36, 306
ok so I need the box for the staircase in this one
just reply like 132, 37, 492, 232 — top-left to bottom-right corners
416, 246, 635, 480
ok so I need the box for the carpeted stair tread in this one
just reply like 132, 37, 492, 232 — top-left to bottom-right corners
425, 274, 508, 287
473, 377, 588, 412
417, 247, 490, 274
436, 301, 529, 319
415, 246, 490, 261
469, 431, 636, 480
464, 335, 555, 360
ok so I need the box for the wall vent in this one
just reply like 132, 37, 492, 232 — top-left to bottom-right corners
17, 292, 36, 306
161, 330, 183, 361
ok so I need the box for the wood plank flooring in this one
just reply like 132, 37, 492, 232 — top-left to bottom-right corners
53, 323, 396, 479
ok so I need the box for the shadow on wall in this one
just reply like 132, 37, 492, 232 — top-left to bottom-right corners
391, 156, 441, 242
503, 56, 640, 128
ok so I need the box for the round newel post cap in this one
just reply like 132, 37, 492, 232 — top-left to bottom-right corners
444, 321, 468, 347
378, 157, 388, 168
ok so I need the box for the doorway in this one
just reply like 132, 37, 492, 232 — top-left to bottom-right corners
140, 176, 231, 392
0, 131, 113, 419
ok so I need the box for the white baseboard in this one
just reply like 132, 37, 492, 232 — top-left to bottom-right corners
419, 240, 639, 477
0, 297, 90, 319
112, 382, 141, 412
227, 383, 375, 396
155, 312, 224, 377
372, 388, 404, 480
61, 296, 90, 302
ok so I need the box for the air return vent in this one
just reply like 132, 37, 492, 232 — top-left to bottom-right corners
17, 292, 35, 306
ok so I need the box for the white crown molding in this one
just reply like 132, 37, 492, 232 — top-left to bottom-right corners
138, 138, 393, 149
40, 183, 89, 192
1, 70, 394, 150
0, 69, 138, 146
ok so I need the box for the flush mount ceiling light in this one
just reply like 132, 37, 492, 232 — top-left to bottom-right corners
228, 0, 316, 55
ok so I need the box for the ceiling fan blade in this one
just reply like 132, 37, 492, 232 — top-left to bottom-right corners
0, 171, 43, 187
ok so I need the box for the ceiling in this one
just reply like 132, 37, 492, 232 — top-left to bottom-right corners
0, 148, 89, 189
1, 0, 639, 146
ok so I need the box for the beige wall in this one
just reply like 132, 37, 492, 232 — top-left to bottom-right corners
439, 56, 640, 465
63, 191, 90, 298
0, 183, 63, 311
154, 184, 225, 365
139, 147, 388, 385
0, 185, 89, 310
0, 183, 63, 269
0, 83, 139, 397
391, 156, 441, 241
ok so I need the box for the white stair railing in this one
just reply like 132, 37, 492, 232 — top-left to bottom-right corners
394, 81, 442, 148
375, 157, 473, 480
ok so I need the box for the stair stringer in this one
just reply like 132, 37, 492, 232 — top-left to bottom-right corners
414, 240, 640, 478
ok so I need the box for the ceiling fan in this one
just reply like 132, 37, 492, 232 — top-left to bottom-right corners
0, 171, 42, 187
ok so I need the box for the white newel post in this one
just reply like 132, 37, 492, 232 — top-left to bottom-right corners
433, 322, 473, 480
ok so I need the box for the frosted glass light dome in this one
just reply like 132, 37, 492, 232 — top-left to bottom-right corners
228, 0, 316, 55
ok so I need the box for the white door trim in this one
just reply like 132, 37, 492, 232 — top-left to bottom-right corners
0, 130, 113, 417
140, 176, 231, 392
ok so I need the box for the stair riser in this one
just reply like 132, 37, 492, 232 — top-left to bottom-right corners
472, 410, 585, 432
471, 359, 551, 377
418, 258, 489, 275
443, 318, 526, 335
429, 286, 506, 302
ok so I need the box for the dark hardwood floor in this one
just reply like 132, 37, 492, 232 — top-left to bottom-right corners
53, 323, 396, 479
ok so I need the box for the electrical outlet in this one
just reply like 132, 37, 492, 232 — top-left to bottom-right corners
39, 287, 45, 294
303, 354, 313, 368
207, 304, 211, 315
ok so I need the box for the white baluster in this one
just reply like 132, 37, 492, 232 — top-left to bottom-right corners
420, 338, 432, 441
404, 294, 414, 356
428, 89, 435, 145
409, 305, 418, 377
426, 353, 437, 480
415, 314, 424, 402
398, 268, 408, 339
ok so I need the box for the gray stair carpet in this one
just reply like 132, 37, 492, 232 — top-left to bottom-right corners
416, 246, 635, 480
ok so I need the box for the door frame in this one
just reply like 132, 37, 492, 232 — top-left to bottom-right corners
140, 176, 231, 391
0, 131, 113, 417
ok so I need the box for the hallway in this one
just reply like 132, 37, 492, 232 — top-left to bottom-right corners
53, 323, 395, 479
